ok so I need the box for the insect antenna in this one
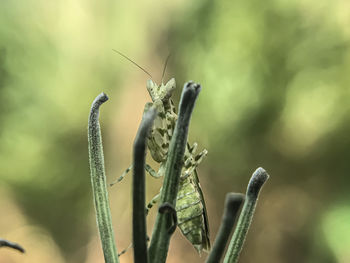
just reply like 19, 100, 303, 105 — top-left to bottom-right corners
113, 49, 153, 80
161, 53, 171, 84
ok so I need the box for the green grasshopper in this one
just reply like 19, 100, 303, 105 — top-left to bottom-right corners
112, 51, 210, 253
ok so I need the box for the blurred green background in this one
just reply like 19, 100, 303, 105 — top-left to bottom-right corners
1, 0, 350, 262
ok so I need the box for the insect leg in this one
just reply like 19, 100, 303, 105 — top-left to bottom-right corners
146, 192, 161, 215
182, 148, 208, 178
165, 112, 177, 135
145, 164, 162, 179
189, 142, 198, 154
117, 236, 151, 257
118, 194, 160, 257
159, 202, 178, 234
110, 163, 162, 187
110, 164, 133, 186
117, 243, 133, 257
194, 149, 208, 164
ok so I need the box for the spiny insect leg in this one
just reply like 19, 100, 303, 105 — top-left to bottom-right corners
182, 149, 208, 178
117, 243, 133, 257
159, 202, 178, 234
118, 236, 151, 258
145, 192, 161, 215
145, 164, 162, 179
165, 112, 177, 134
110, 163, 161, 187
117, 236, 151, 257
195, 149, 208, 163
110, 164, 133, 186
118, 195, 159, 258
189, 142, 198, 154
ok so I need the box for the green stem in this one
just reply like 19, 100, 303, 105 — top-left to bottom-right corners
206, 193, 244, 263
148, 81, 202, 263
133, 107, 157, 263
223, 167, 269, 263
0, 239, 25, 253
88, 93, 119, 263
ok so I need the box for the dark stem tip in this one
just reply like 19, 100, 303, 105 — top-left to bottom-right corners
178, 81, 202, 116
226, 193, 245, 212
184, 81, 202, 96
247, 167, 269, 198
91, 92, 109, 110
98, 92, 109, 102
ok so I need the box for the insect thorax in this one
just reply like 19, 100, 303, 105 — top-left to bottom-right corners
146, 78, 177, 163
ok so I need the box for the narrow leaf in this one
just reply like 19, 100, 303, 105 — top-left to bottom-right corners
88, 93, 119, 263
223, 167, 269, 263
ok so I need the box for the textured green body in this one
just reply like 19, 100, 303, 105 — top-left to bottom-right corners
176, 170, 210, 253
145, 79, 210, 253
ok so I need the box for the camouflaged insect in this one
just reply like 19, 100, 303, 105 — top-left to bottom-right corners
144, 78, 210, 254
110, 50, 210, 253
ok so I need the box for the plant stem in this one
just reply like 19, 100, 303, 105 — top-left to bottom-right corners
0, 239, 25, 253
206, 193, 244, 263
88, 93, 119, 263
133, 107, 157, 263
223, 167, 269, 263
148, 81, 202, 263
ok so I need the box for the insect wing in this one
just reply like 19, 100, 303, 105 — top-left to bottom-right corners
192, 169, 211, 251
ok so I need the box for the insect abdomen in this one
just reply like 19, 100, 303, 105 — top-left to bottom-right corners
176, 175, 210, 253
